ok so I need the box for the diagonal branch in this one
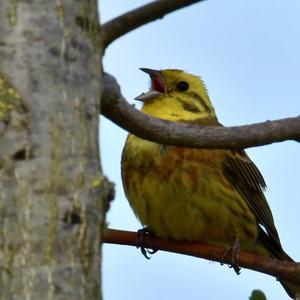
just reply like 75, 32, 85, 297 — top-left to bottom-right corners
103, 228, 300, 284
101, 72, 300, 150
101, 0, 205, 48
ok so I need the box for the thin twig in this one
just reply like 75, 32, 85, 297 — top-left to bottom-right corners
101, 0, 205, 48
103, 228, 300, 284
101, 72, 300, 149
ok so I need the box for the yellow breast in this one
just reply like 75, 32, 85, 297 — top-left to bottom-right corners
121, 134, 259, 251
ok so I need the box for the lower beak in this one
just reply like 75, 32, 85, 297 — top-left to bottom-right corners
135, 90, 162, 102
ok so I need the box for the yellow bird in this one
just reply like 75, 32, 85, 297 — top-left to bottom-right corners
121, 68, 299, 299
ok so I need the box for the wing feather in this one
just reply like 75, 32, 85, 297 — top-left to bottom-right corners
223, 150, 282, 250
188, 117, 287, 258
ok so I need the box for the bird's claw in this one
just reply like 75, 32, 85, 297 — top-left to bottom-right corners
221, 237, 241, 275
136, 227, 158, 259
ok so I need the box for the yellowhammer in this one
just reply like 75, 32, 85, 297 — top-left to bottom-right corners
121, 68, 299, 299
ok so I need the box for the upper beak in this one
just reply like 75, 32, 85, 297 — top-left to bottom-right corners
139, 68, 161, 77
135, 68, 166, 102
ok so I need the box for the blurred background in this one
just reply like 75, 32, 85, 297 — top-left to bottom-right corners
99, 1, 300, 299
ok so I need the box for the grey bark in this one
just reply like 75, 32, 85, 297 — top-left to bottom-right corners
0, 1, 109, 299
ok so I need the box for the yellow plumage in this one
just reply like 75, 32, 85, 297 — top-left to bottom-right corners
121, 68, 299, 299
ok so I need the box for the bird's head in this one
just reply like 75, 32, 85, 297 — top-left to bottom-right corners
135, 68, 217, 123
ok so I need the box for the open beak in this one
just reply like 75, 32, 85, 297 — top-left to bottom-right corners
135, 68, 166, 102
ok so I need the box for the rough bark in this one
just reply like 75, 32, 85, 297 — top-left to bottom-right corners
0, 1, 108, 299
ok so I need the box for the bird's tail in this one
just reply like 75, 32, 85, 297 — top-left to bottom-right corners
259, 230, 300, 299
275, 246, 300, 299
280, 279, 300, 300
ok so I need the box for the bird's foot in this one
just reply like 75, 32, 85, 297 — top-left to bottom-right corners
221, 237, 241, 275
136, 227, 158, 259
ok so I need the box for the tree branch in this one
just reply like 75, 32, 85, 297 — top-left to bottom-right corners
101, 0, 205, 48
101, 72, 300, 149
103, 228, 300, 284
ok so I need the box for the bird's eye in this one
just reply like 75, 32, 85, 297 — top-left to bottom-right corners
177, 81, 189, 91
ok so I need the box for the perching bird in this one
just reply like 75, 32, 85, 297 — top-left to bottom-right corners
121, 68, 299, 299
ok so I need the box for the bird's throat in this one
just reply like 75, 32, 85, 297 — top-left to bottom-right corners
141, 94, 217, 123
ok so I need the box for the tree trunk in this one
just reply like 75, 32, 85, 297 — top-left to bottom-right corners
0, 1, 106, 299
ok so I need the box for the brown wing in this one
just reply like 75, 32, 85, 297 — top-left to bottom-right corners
222, 150, 285, 254
191, 117, 280, 244
189, 117, 289, 259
